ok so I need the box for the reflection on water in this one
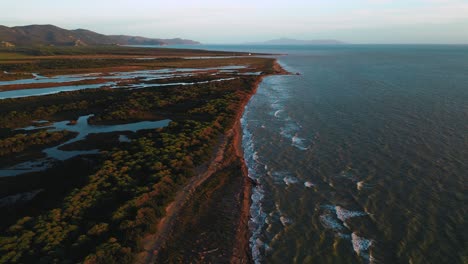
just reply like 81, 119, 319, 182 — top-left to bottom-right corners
0, 115, 171, 177
0, 65, 247, 99
0, 83, 113, 99
128, 77, 238, 90
0, 65, 246, 86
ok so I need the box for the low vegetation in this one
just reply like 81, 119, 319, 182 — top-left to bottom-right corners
0, 48, 276, 263
0, 130, 75, 157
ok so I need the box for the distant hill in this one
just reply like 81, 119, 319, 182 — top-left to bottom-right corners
108, 35, 199, 46
0, 24, 200, 46
247, 38, 346, 45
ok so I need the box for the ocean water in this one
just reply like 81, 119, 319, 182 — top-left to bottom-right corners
182, 44, 468, 264
181, 44, 468, 262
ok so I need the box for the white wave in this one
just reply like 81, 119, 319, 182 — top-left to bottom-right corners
292, 135, 309, 150
320, 204, 374, 262
242, 114, 268, 264
320, 214, 345, 231
337, 233, 351, 239
250, 189, 264, 216
253, 151, 259, 161
251, 238, 264, 263
283, 175, 299, 186
321, 204, 335, 211
351, 233, 372, 258
357, 181, 364, 190
304, 181, 315, 188
265, 217, 274, 232
270, 102, 283, 113
280, 121, 300, 139
335, 206, 368, 222
274, 109, 284, 118
279, 119, 312, 150
271, 99, 281, 106
357, 181, 374, 191
269, 171, 298, 185
249, 185, 267, 264
280, 216, 293, 226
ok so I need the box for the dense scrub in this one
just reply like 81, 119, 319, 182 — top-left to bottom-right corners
0, 45, 273, 79
0, 130, 75, 156
155, 159, 246, 263
0, 70, 262, 263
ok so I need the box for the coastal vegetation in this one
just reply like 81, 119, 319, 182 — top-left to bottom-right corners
0, 46, 281, 263
0, 130, 76, 157
0, 45, 266, 79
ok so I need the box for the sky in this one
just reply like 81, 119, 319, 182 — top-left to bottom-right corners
1, 0, 468, 44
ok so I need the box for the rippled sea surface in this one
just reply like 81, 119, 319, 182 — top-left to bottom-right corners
173, 45, 468, 263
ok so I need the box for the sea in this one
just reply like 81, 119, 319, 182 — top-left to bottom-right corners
172, 44, 468, 263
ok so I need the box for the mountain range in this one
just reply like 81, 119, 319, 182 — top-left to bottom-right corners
0, 24, 199, 46
246, 38, 345, 45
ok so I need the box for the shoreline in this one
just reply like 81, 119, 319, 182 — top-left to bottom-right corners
232, 61, 290, 263
0, 45, 289, 262
134, 60, 289, 263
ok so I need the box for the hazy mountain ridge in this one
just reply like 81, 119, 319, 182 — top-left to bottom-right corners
0, 24, 200, 46
108, 35, 199, 46
247, 38, 346, 45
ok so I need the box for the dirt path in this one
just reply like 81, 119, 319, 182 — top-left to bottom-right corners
135, 129, 233, 264
230, 122, 253, 264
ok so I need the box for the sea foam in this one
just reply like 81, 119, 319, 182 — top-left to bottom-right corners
335, 206, 368, 222
283, 175, 299, 186
320, 214, 345, 231
292, 135, 309, 150
274, 110, 284, 118
351, 233, 372, 258
357, 181, 364, 190
280, 216, 293, 226
242, 107, 268, 264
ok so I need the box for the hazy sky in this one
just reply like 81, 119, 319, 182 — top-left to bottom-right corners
2, 0, 468, 44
